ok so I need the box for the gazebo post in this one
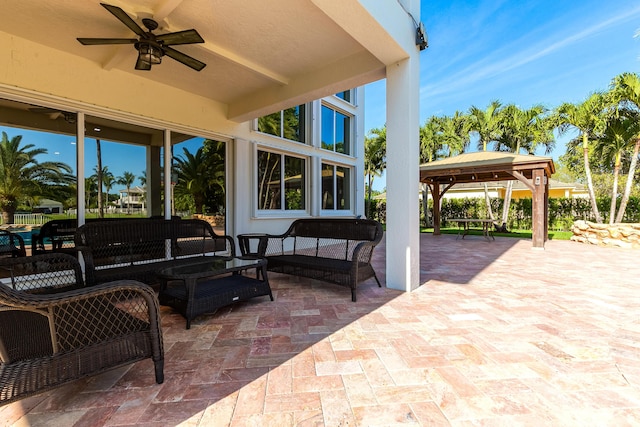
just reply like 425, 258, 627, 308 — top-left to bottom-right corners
532, 168, 546, 248
431, 182, 441, 235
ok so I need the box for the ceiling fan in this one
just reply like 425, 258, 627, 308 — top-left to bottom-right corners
77, 3, 206, 71
28, 107, 77, 124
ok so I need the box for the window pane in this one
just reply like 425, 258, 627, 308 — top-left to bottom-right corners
336, 166, 350, 210
284, 156, 305, 210
336, 90, 351, 102
321, 163, 334, 209
257, 150, 281, 209
335, 111, 350, 155
283, 105, 305, 143
258, 112, 282, 137
321, 105, 334, 151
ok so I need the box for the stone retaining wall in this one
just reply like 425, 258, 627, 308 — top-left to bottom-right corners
571, 220, 640, 249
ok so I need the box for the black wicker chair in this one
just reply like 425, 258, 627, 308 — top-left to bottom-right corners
31, 218, 78, 256
0, 230, 26, 258
0, 253, 164, 406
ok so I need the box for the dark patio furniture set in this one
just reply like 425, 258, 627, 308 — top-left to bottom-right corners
0, 217, 382, 406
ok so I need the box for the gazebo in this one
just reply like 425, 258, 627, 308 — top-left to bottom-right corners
419, 152, 556, 248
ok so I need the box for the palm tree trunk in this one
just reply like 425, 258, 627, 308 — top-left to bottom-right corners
421, 184, 431, 228
615, 138, 639, 223
366, 174, 373, 218
501, 180, 513, 229
484, 183, 495, 220
96, 139, 103, 218
582, 136, 602, 223
609, 160, 620, 225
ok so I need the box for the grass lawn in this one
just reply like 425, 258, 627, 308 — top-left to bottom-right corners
419, 227, 573, 240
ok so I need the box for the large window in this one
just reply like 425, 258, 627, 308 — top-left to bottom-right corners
257, 105, 306, 143
321, 163, 351, 211
321, 105, 351, 155
257, 150, 306, 211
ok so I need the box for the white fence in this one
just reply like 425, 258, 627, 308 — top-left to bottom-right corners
7, 214, 51, 225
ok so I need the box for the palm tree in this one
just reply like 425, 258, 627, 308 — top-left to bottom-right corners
593, 114, 640, 224
102, 168, 115, 213
85, 176, 97, 210
95, 139, 104, 218
495, 104, 553, 228
435, 111, 469, 157
173, 147, 212, 214
467, 101, 503, 220
117, 171, 136, 214
419, 117, 444, 227
364, 127, 386, 218
468, 101, 503, 152
610, 72, 640, 222
92, 165, 112, 218
0, 132, 73, 224
555, 93, 609, 223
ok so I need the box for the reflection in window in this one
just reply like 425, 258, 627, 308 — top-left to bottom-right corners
321, 106, 350, 155
258, 105, 306, 143
322, 163, 351, 211
257, 150, 305, 211
335, 90, 352, 103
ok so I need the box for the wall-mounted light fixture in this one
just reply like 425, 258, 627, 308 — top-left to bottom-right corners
416, 22, 428, 51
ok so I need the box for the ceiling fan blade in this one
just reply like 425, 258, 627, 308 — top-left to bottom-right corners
163, 46, 206, 71
156, 29, 204, 46
28, 107, 59, 114
77, 37, 138, 45
100, 3, 146, 37
135, 57, 152, 71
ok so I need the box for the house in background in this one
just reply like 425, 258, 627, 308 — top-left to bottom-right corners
33, 198, 64, 214
439, 179, 589, 200
374, 179, 586, 205
118, 186, 145, 212
0, 1, 423, 294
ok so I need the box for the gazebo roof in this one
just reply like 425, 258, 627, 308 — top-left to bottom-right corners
420, 151, 555, 184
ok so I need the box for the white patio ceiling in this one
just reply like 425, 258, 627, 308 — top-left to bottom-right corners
1, 0, 412, 123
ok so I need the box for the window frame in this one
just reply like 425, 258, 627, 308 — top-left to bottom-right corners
320, 161, 353, 214
320, 103, 353, 156
256, 104, 308, 144
334, 89, 354, 104
254, 146, 309, 217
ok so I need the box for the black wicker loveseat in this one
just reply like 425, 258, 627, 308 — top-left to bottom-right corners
0, 253, 164, 406
75, 218, 235, 286
254, 218, 383, 302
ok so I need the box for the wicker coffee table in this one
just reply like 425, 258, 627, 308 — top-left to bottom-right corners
158, 257, 273, 329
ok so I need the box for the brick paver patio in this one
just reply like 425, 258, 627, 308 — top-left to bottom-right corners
2, 233, 639, 426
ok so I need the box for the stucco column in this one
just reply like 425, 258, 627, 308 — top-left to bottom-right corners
385, 55, 420, 293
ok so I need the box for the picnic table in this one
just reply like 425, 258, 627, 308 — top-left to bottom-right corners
451, 218, 495, 241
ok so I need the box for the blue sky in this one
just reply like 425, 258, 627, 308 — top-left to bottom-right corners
365, 0, 640, 190
2, 0, 639, 195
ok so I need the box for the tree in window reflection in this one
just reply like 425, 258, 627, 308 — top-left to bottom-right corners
257, 150, 305, 210
258, 106, 304, 143
173, 140, 225, 215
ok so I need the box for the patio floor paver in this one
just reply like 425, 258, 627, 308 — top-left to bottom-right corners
2, 233, 640, 426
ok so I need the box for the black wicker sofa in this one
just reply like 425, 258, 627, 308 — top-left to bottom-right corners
256, 218, 383, 302
75, 218, 235, 287
0, 253, 164, 406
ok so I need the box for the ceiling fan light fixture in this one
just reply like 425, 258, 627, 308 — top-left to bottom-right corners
137, 42, 163, 65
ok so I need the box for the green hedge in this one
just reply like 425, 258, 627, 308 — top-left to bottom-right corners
366, 196, 640, 231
